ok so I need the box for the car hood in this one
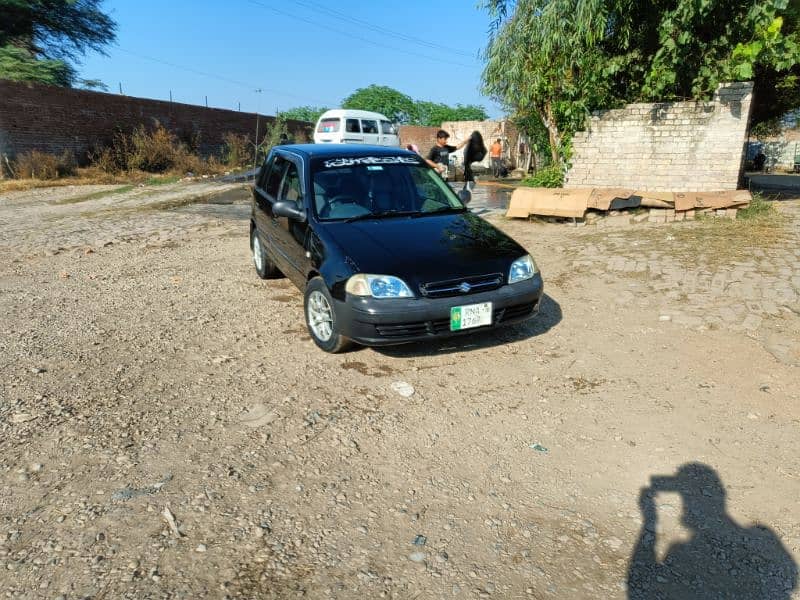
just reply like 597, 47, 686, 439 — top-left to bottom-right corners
320, 212, 528, 289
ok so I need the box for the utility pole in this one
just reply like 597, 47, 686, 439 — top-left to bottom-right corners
205, 95, 208, 108
253, 88, 263, 172
118, 82, 123, 95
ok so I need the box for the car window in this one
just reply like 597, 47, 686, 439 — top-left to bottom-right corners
380, 120, 395, 135
361, 120, 378, 134
345, 119, 360, 133
265, 156, 288, 198
279, 162, 303, 207
311, 156, 463, 221
317, 118, 340, 133
257, 155, 274, 190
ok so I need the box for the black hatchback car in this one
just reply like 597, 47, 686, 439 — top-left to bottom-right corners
250, 144, 543, 353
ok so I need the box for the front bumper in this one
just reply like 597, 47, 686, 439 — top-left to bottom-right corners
333, 274, 543, 346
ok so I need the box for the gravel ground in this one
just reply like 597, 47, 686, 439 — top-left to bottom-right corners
1, 181, 799, 599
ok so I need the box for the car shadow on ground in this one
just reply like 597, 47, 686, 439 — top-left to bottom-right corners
372, 293, 562, 358
627, 462, 797, 599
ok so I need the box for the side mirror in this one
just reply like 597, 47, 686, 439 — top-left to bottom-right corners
273, 200, 306, 222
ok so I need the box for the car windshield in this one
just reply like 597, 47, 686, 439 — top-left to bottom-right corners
311, 155, 465, 221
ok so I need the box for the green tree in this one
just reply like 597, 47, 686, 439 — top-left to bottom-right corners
482, 0, 612, 163
0, 0, 116, 87
482, 0, 800, 163
414, 101, 489, 126
342, 84, 417, 123
278, 105, 328, 124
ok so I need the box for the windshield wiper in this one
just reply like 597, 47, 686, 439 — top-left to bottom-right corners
412, 206, 467, 217
344, 210, 419, 223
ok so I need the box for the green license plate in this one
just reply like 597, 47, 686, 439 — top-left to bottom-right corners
450, 302, 493, 331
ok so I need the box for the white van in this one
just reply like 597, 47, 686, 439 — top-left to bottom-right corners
313, 109, 400, 146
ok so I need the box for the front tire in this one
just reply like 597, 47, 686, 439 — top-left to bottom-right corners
251, 227, 280, 279
304, 277, 352, 353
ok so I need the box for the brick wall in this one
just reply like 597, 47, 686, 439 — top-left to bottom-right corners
565, 82, 753, 191
0, 80, 311, 160
398, 125, 439, 155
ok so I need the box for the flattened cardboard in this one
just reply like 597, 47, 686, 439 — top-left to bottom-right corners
636, 191, 675, 208
673, 190, 751, 211
506, 187, 591, 219
588, 188, 636, 210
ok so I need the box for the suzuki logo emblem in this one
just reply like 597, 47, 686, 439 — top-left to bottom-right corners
459, 282, 472, 293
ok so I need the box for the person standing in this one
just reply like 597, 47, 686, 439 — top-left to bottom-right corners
426, 130, 468, 180
490, 138, 503, 178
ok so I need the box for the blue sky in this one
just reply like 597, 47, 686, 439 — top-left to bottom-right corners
78, 0, 503, 118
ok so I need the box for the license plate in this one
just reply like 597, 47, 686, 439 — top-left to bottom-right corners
450, 302, 493, 331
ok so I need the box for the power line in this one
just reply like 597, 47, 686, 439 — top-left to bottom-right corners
244, 0, 478, 69
289, 0, 476, 58
115, 47, 337, 107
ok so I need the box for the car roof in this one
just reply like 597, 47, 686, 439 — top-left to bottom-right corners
317, 109, 390, 121
276, 144, 417, 160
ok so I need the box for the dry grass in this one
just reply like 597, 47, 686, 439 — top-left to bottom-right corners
581, 201, 791, 269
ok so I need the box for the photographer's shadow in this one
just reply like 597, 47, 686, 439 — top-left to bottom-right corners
628, 463, 797, 599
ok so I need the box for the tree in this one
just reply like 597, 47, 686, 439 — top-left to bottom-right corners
482, 0, 613, 163
342, 85, 417, 123
0, 0, 116, 87
278, 105, 328, 124
482, 0, 800, 163
413, 101, 489, 126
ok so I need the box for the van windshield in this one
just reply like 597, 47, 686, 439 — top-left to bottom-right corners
317, 118, 340, 133
311, 156, 465, 221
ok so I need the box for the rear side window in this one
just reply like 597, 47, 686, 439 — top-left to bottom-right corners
361, 119, 378, 134
265, 156, 288, 197
317, 118, 340, 133
345, 119, 361, 133
381, 120, 395, 134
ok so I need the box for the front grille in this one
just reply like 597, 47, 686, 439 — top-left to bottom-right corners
419, 273, 503, 298
372, 301, 537, 339
375, 321, 430, 338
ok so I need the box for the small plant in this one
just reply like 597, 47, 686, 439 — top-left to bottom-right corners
222, 132, 253, 167
128, 123, 186, 173
521, 165, 564, 188
737, 194, 775, 220
13, 150, 76, 179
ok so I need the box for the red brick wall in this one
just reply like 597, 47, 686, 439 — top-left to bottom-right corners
0, 80, 311, 160
398, 125, 439, 155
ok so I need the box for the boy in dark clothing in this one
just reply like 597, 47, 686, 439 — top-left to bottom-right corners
426, 130, 468, 180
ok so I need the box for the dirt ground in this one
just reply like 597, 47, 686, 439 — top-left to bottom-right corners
1, 181, 799, 599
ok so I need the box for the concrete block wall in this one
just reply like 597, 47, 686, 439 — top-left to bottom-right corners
566, 82, 753, 191
0, 80, 311, 160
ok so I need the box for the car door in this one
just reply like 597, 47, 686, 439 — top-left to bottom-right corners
360, 118, 380, 145
271, 157, 310, 288
343, 118, 364, 144
254, 153, 283, 239
380, 120, 397, 146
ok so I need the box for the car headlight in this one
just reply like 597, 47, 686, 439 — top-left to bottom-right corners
508, 255, 538, 284
346, 274, 414, 298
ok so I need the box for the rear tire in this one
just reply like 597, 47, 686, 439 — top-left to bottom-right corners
304, 277, 352, 353
251, 227, 281, 279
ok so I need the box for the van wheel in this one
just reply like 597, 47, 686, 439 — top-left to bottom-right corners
251, 228, 281, 279
304, 277, 352, 353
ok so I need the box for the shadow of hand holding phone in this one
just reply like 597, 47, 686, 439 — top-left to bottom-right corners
627, 463, 797, 599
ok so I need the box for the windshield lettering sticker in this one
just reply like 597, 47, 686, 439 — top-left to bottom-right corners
323, 156, 420, 168
366, 166, 384, 171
